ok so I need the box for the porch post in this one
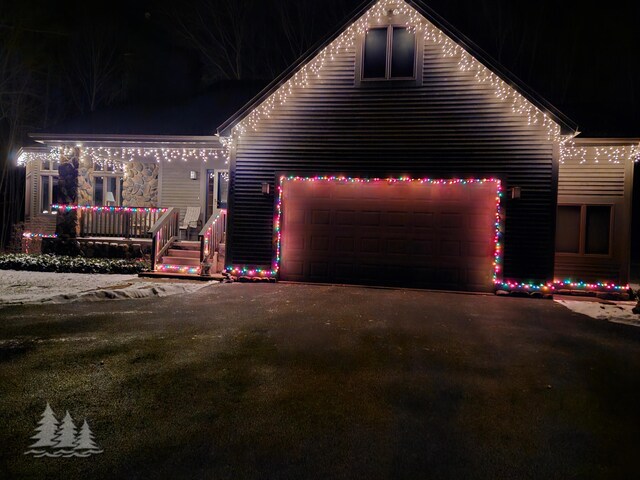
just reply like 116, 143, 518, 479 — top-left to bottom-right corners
55, 147, 81, 245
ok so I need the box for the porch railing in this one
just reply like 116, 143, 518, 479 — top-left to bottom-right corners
199, 209, 227, 276
149, 208, 180, 271
77, 206, 166, 239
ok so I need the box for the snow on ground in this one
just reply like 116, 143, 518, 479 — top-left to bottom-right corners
0, 270, 215, 307
555, 299, 640, 328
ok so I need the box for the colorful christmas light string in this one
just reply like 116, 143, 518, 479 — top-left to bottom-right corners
52, 205, 168, 214
22, 232, 58, 239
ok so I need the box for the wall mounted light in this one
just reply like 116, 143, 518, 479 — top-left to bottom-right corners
510, 187, 522, 200
261, 182, 271, 195
190, 171, 198, 180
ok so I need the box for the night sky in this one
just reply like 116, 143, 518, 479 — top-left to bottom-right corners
2, 0, 639, 136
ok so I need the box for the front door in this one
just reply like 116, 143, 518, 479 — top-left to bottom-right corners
205, 170, 230, 220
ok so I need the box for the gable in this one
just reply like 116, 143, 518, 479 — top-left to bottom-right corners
218, 0, 576, 142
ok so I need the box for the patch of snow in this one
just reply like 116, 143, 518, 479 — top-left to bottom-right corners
555, 299, 640, 328
0, 270, 214, 307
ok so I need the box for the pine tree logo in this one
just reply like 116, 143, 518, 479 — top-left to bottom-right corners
24, 403, 104, 458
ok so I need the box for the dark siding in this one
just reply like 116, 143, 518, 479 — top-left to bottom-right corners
228, 33, 558, 283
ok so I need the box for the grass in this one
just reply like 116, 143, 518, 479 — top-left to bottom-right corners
1, 284, 640, 479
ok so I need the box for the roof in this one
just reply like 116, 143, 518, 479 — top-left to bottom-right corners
218, 0, 578, 136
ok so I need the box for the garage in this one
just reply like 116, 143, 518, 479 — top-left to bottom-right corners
279, 178, 500, 291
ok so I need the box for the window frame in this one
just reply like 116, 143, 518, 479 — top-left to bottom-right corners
92, 172, 124, 207
359, 24, 420, 84
39, 173, 59, 214
556, 204, 614, 257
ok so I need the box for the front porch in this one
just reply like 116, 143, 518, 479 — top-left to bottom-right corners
51, 205, 227, 278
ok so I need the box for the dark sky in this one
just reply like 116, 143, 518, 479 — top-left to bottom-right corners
6, 0, 640, 137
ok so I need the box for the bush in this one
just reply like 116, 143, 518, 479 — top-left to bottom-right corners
0, 254, 150, 275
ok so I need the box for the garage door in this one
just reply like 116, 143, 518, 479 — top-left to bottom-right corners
280, 179, 499, 291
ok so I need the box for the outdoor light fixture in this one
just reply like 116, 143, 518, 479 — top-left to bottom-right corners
510, 187, 522, 200
190, 171, 198, 180
261, 182, 271, 195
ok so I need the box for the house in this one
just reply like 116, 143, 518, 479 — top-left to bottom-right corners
16, 0, 640, 294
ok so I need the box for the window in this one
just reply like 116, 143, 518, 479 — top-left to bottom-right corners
41, 159, 59, 172
93, 175, 123, 206
363, 26, 416, 80
556, 205, 612, 255
585, 206, 611, 255
39, 174, 59, 213
26, 174, 33, 218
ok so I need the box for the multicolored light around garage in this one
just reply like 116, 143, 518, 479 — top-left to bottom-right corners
228, 176, 505, 282
52, 204, 168, 214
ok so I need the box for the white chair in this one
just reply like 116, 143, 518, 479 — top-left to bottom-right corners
179, 207, 201, 240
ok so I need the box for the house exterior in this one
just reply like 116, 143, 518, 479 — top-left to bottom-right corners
16, 0, 639, 293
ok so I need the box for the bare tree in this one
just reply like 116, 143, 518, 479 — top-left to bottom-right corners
0, 26, 42, 247
167, 0, 257, 80
66, 25, 123, 114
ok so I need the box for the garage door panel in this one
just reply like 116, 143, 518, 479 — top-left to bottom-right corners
360, 211, 381, 226
309, 262, 329, 278
361, 237, 382, 254
440, 240, 461, 256
383, 211, 409, 227
311, 210, 331, 225
410, 239, 436, 256
414, 212, 435, 228
336, 210, 356, 225
281, 180, 497, 291
310, 235, 330, 252
335, 236, 355, 252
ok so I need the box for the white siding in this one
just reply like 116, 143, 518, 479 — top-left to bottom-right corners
159, 156, 227, 223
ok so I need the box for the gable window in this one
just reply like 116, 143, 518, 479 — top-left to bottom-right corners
362, 26, 416, 80
556, 205, 612, 255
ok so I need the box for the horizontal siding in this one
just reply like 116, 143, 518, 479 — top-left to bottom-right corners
159, 160, 203, 223
559, 151, 626, 197
229, 29, 558, 282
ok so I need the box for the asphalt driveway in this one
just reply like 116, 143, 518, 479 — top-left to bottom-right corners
1, 283, 639, 479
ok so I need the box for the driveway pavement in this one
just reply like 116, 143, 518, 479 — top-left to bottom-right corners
1, 283, 639, 479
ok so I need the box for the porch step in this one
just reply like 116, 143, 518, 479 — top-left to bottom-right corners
161, 256, 201, 266
171, 241, 200, 251
168, 248, 200, 258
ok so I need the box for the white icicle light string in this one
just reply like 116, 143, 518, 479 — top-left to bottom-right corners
226, 0, 567, 143
559, 143, 640, 164
18, 145, 226, 168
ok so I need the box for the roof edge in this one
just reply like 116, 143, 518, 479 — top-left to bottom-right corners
29, 133, 223, 148
218, 0, 578, 136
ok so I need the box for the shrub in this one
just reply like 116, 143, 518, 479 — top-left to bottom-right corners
0, 254, 150, 275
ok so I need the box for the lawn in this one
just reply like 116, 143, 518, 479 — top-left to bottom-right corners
1, 283, 640, 479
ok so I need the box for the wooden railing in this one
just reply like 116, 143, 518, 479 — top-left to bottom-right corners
149, 208, 180, 271
78, 207, 165, 239
199, 209, 227, 276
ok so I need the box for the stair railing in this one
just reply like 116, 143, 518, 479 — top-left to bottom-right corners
149, 207, 180, 271
199, 209, 227, 276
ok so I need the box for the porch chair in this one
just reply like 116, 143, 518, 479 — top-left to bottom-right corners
179, 206, 201, 240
